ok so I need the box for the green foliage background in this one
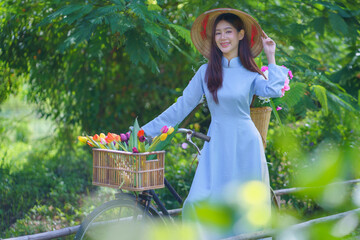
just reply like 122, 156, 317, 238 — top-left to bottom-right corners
1, 0, 360, 238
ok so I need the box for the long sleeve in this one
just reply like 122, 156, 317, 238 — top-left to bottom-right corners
141, 65, 206, 137
252, 64, 289, 98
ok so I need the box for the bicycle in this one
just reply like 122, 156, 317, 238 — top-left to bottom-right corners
74, 128, 210, 240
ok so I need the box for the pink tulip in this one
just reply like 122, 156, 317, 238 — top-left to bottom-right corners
161, 126, 168, 133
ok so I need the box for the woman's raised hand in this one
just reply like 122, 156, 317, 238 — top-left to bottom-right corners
261, 31, 276, 64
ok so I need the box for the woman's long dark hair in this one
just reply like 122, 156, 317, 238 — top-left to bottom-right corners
205, 13, 265, 104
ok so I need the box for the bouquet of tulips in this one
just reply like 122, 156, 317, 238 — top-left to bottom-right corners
78, 118, 179, 154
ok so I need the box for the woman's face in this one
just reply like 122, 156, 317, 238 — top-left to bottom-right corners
215, 20, 244, 60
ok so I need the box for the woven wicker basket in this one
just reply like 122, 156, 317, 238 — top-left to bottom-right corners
92, 149, 165, 191
250, 107, 272, 149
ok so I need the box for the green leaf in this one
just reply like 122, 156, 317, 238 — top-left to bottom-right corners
169, 40, 197, 64
124, 29, 150, 64
61, 5, 93, 25
147, 2, 162, 11
311, 85, 329, 115
327, 91, 356, 112
58, 22, 95, 52
85, 5, 125, 20
117, 141, 129, 152
109, 141, 117, 150
273, 82, 307, 108
38, 4, 84, 26
106, 14, 134, 34
270, 100, 283, 127
86, 136, 100, 148
129, 118, 140, 151
168, 24, 196, 51
314, 1, 351, 17
329, 12, 348, 35
311, 17, 325, 36
138, 141, 145, 152
144, 22, 163, 36
129, 2, 150, 21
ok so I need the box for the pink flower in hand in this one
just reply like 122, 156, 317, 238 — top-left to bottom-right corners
261, 66, 269, 72
281, 77, 290, 97
288, 70, 293, 79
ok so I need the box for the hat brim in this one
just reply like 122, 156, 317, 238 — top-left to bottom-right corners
191, 8, 265, 59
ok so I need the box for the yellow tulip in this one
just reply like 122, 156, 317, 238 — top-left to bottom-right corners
100, 133, 106, 138
78, 136, 88, 144
160, 133, 168, 141
167, 127, 174, 135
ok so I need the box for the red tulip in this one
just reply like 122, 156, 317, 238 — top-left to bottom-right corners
106, 132, 116, 143
93, 134, 100, 142
137, 130, 144, 138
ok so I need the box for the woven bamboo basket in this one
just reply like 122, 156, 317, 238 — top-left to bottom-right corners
250, 106, 272, 149
92, 149, 165, 191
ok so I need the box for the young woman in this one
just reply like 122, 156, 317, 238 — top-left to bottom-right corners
142, 8, 288, 239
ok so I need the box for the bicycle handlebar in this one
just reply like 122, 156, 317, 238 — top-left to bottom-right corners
177, 128, 210, 142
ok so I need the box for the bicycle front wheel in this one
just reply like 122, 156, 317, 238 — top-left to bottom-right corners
74, 199, 161, 240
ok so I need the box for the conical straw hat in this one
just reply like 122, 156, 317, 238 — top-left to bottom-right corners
191, 8, 265, 59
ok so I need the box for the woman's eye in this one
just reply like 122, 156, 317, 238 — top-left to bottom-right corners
215, 32, 220, 35
226, 31, 232, 34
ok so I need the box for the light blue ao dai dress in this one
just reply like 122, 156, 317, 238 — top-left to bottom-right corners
142, 56, 288, 239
